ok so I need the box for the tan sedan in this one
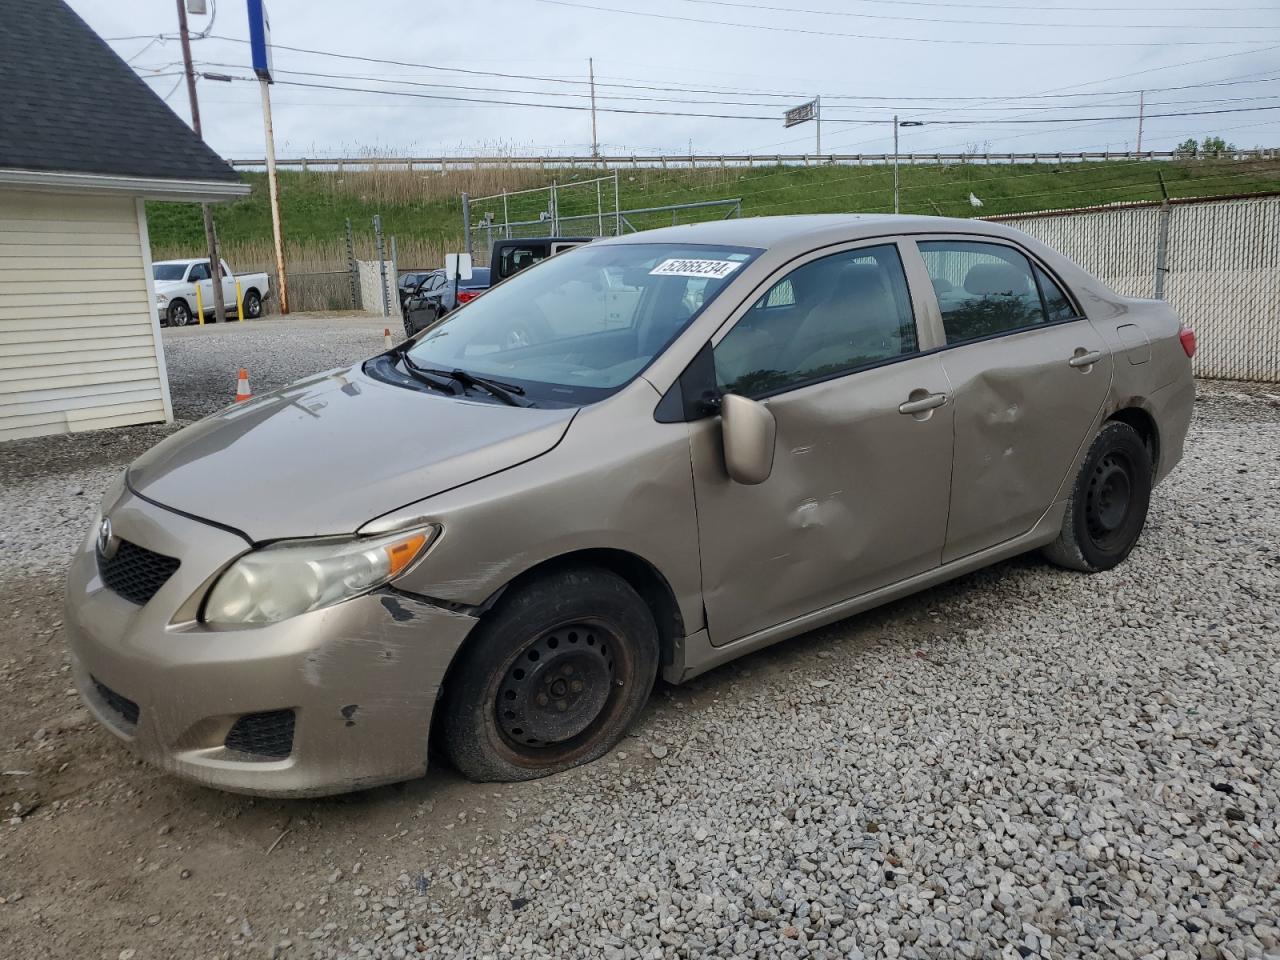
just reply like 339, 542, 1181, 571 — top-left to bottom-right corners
65, 215, 1195, 796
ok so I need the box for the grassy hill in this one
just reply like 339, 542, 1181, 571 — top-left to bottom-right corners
147, 158, 1280, 276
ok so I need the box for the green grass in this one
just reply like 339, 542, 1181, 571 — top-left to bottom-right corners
146, 159, 1280, 260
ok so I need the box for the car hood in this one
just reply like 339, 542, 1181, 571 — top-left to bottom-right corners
154, 279, 185, 297
127, 365, 576, 542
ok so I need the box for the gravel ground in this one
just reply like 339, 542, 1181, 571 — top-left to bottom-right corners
1, 319, 1278, 960
0, 314, 392, 581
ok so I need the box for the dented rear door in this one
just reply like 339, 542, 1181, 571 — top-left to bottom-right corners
910, 236, 1114, 563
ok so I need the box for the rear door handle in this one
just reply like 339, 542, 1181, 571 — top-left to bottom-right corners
898, 392, 948, 415
1068, 349, 1104, 368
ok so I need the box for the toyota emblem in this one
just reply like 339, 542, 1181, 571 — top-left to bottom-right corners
97, 517, 119, 559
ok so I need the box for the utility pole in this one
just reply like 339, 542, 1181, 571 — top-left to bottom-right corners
589, 58, 600, 162
176, 0, 227, 324
815, 95, 821, 156
1136, 89, 1146, 154
259, 77, 289, 313
893, 115, 900, 214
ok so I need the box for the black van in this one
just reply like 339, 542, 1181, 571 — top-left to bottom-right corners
490, 237, 592, 283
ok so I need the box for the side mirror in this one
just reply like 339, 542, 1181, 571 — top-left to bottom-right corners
720, 393, 776, 485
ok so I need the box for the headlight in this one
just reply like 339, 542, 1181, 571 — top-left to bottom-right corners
156, 294, 170, 306
203, 526, 438, 625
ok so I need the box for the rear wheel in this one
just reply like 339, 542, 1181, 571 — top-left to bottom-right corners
1043, 420, 1152, 572
440, 567, 659, 782
243, 288, 263, 319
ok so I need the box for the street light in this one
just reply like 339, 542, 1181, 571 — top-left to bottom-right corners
894, 118, 925, 214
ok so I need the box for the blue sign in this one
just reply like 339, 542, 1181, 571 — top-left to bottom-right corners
247, 0, 273, 82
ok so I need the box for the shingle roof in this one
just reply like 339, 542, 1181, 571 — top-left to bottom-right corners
0, 0, 242, 184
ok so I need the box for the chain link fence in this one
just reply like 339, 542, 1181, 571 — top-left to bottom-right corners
991, 194, 1280, 381
463, 174, 742, 264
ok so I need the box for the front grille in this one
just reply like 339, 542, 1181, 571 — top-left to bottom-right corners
225, 710, 296, 760
98, 539, 180, 606
92, 676, 140, 727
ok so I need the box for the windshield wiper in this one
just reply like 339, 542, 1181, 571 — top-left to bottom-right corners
399, 354, 456, 395
408, 363, 529, 407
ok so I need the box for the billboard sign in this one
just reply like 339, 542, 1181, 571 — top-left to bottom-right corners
784, 99, 817, 128
247, 0, 274, 83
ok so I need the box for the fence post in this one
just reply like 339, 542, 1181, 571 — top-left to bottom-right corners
373, 214, 389, 319
461, 192, 472, 258
389, 235, 399, 314
344, 217, 360, 311
614, 170, 621, 237
1154, 174, 1172, 300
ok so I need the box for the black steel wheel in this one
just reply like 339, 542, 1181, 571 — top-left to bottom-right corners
440, 567, 659, 781
1044, 420, 1152, 572
168, 300, 192, 327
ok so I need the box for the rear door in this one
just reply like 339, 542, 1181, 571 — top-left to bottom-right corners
907, 237, 1113, 563
690, 240, 955, 644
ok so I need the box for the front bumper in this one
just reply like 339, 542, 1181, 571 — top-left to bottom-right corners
64, 488, 478, 797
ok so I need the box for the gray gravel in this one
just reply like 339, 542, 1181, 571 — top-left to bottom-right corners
305, 386, 1280, 960
0, 314, 390, 580
1, 321, 1278, 960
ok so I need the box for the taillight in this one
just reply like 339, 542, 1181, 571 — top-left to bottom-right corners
456, 290, 479, 304
1179, 326, 1197, 358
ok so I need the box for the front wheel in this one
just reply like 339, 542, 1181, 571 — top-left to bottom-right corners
1043, 420, 1152, 572
167, 300, 192, 327
440, 567, 659, 782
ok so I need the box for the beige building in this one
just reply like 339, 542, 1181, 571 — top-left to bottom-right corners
0, 0, 247, 442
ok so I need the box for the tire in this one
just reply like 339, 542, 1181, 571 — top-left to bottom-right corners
167, 300, 192, 327
440, 567, 659, 782
243, 288, 263, 319
1043, 420, 1153, 573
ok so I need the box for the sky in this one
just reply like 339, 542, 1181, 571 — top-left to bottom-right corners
71, 0, 1280, 162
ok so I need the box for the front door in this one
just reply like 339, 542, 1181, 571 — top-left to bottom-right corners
690, 241, 955, 645
909, 237, 1113, 563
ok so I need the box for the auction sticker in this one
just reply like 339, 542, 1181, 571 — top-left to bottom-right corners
649, 258, 743, 280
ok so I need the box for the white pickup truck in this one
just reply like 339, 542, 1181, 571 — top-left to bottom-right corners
152, 258, 272, 327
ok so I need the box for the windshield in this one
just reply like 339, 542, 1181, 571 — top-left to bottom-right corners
153, 264, 187, 281
405, 242, 758, 404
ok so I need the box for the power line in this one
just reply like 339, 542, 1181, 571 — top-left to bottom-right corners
193, 34, 1280, 104
532, 0, 1276, 46
193, 62, 1280, 113
664, 0, 1280, 31
218, 73, 1280, 124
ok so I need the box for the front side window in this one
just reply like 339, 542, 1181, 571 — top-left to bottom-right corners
918, 240, 1049, 344
406, 242, 758, 404
715, 244, 918, 397
188, 262, 211, 282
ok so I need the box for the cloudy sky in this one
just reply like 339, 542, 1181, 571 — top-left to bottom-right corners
73, 0, 1280, 161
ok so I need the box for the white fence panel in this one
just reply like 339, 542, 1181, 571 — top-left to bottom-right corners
997, 196, 1280, 382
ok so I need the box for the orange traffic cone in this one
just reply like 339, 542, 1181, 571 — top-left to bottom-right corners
234, 368, 251, 402
384, 327, 393, 349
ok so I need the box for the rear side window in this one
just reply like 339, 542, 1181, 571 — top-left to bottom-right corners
1034, 264, 1078, 323
715, 243, 918, 397
919, 241, 1047, 344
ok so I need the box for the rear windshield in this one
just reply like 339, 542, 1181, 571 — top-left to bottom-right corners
405, 242, 758, 404
153, 264, 187, 281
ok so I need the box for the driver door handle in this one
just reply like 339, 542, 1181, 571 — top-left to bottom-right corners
898, 392, 948, 415
1068, 349, 1104, 368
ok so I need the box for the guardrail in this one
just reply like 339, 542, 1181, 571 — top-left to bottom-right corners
227, 149, 1280, 172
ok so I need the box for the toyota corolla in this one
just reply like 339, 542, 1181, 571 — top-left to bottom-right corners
65, 215, 1195, 796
